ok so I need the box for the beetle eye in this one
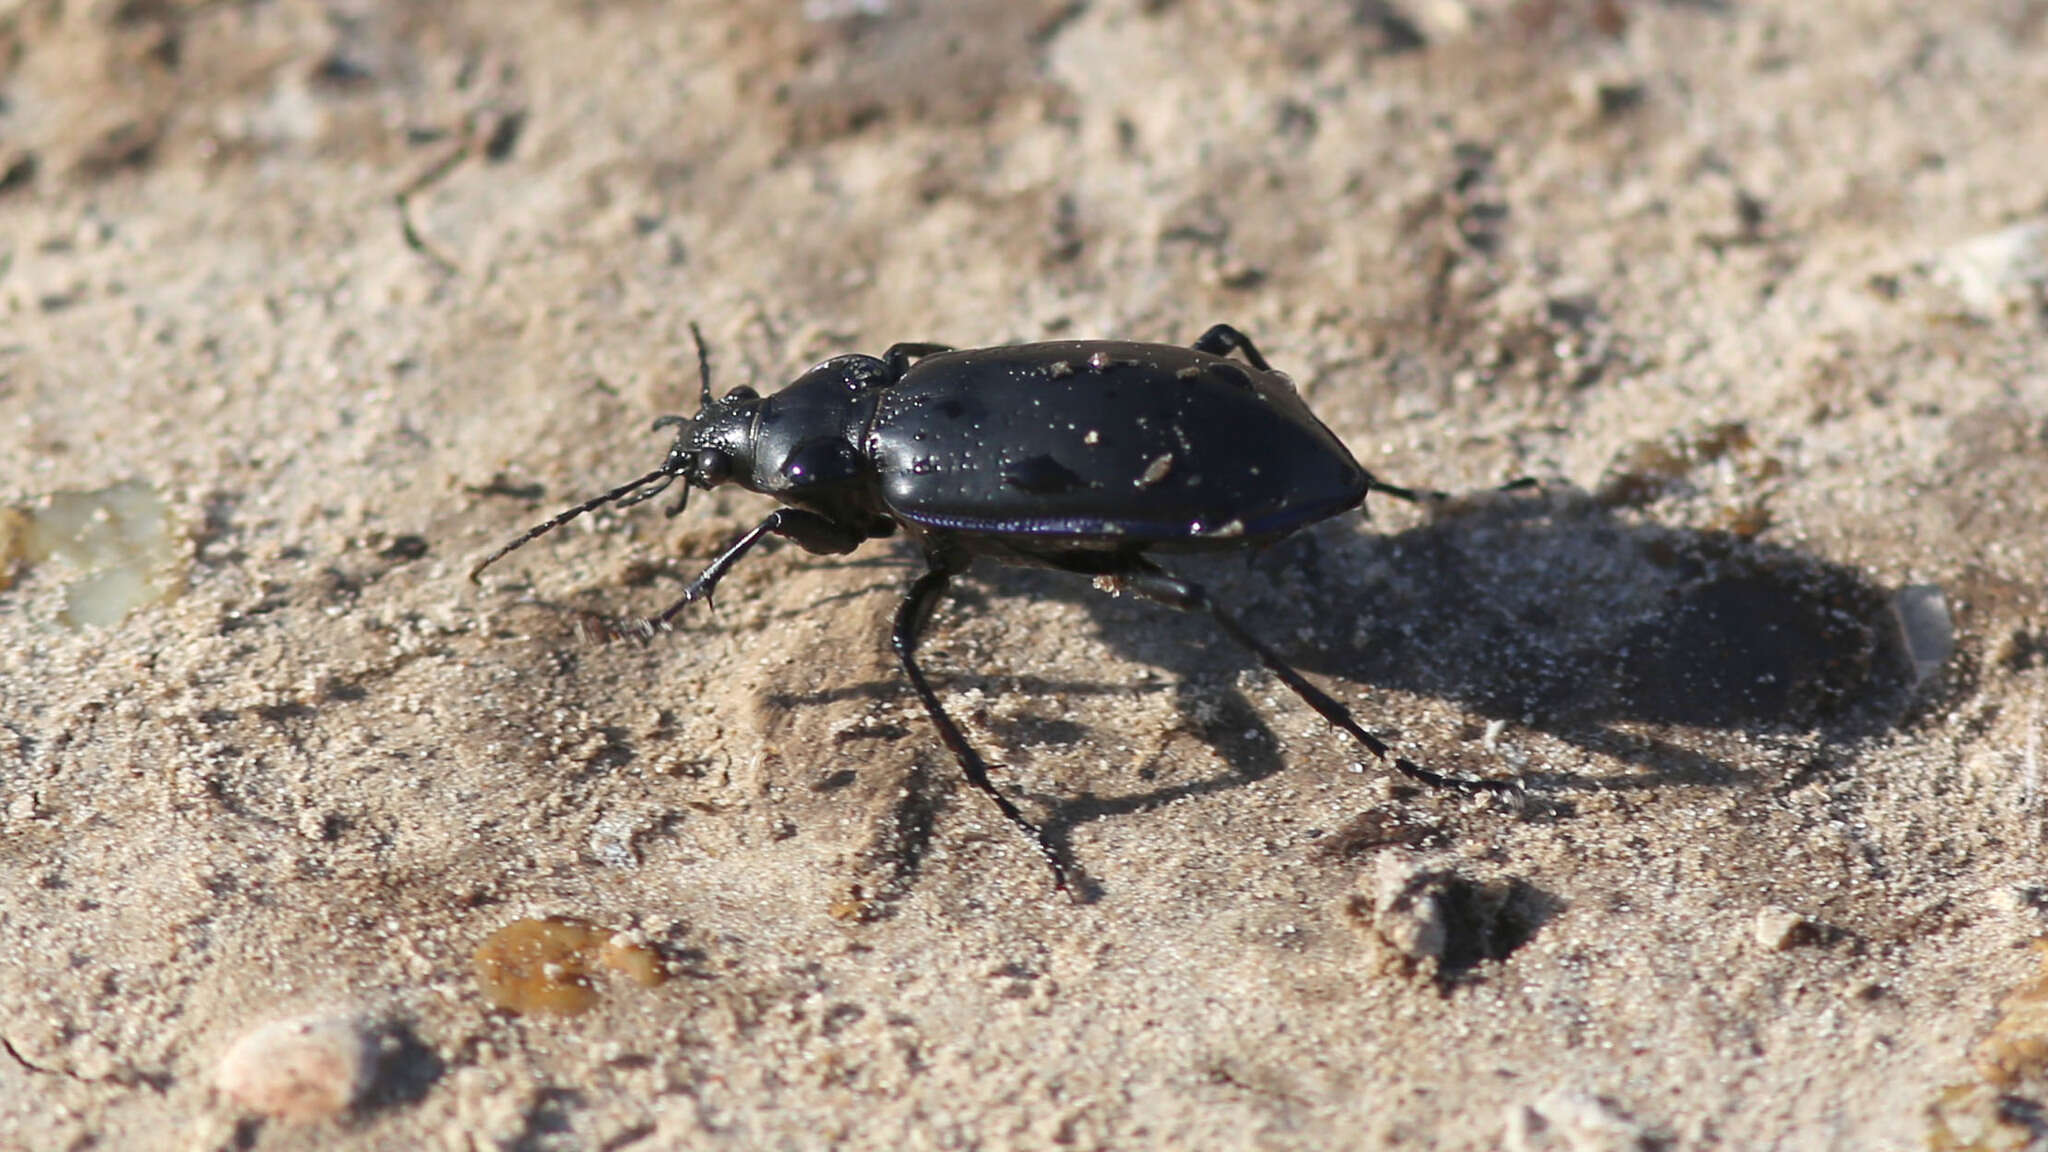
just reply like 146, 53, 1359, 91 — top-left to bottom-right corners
723, 386, 759, 402
694, 448, 733, 486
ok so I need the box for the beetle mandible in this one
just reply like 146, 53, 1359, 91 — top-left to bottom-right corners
470, 324, 1516, 892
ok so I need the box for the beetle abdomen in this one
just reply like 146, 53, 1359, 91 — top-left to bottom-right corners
869, 341, 1368, 545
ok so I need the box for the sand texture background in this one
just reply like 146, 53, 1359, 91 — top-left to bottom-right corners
3, 1, 2048, 1148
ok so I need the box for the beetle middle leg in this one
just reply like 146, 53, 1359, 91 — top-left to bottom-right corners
634, 509, 864, 633
892, 562, 1074, 893
1116, 561, 1519, 797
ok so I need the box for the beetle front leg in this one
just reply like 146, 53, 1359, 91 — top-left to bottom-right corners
635, 509, 864, 633
1117, 563, 1520, 797
892, 563, 1075, 894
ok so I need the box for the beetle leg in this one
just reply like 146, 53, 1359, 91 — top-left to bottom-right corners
892, 564, 1074, 893
635, 509, 863, 633
1190, 324, 1273, 372
881, 342, 956, 378
1366, 473, 1543, 505
1118, 562, 1520, 797
1361, 472, 1444, 504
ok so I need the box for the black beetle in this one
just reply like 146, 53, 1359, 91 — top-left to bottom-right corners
471, 324, 1514, 891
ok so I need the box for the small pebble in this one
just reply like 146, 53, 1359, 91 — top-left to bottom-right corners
1568, 72, 1645, 119
1753, 905, 1815, 951
1366, 853, 1448, 963
1991, 886, 2047, 918
0, 506, 30, 591
214, 1012, 373, 1123
1482, 719, 1508, 752
601, 932, 667, 987
1504, 1090, 1649, 1152
1891, 584, 1953, 686
1930, 217, 2048, 317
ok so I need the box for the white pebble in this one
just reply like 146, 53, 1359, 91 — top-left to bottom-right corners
1930, 218, 2048, 317
1891, 585, 1953, 686
1753, 905, 1814, 952
215, 1012, 373, 1123
1369, 852, 1449, 962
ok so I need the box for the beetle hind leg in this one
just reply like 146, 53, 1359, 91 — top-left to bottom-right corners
1361, 472, 1447, 505
892, 563, 1075, 894
881, 342, 956, 378
1190, 324, 1273, 371
1117, 561, 1519, 797
1365, 473, 1543, 506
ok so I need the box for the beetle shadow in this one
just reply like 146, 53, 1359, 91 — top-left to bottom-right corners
1290, 489, 1902, 771
735, 486, 1906, 901
938, 485, 1910, 857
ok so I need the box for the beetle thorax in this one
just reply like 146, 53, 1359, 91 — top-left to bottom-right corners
737, 360, 886, 496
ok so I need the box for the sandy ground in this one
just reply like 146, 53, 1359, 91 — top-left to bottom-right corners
3, 1, 2047, 1148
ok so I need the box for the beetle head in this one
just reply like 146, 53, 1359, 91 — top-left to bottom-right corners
468, 323, 759, 583
643, 358, 762, 514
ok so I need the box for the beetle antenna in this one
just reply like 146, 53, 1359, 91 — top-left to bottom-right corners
617, 416, 691, 514
468, 463, 678, 583
690, 321, 713, 412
